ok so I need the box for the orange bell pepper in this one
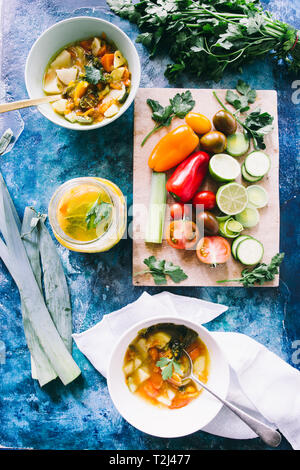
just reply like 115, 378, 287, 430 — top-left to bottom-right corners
101, 53, 114, 72
148, 125, 199, 172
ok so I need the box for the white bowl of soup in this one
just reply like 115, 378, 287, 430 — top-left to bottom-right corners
25, 16, 141, 130
107, 317, 229, 438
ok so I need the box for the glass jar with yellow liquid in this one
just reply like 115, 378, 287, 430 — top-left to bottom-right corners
48, 177, 126, 252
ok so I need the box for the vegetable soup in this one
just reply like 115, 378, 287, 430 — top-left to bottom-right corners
123, 323, 210, 409
43, 35, 130, 125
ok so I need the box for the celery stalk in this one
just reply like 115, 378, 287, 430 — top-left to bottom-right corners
145, 172, 167, 244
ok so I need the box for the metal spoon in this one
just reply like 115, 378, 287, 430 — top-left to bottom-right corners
0, 94, 62, 114
182, 349, 282, 448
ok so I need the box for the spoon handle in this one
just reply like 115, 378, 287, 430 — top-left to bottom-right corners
192, 375, 281, 448
0, 95, 61, 114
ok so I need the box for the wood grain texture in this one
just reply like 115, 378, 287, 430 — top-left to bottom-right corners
133, 88, 279, 287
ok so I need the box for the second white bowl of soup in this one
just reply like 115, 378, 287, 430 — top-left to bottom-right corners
107, 317, 229, 438
25, 16, 140, 130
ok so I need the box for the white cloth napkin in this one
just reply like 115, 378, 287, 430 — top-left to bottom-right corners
73, 292, 300, 449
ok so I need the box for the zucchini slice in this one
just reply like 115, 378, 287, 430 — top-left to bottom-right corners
244, 151, 270, 178
226, 132, 250, 157
236, 238, 264, 265
241, 163, 263, 183
231, 235, 252, 259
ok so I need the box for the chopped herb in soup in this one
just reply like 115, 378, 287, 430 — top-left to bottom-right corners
57, 183, 113, 242
43, 35, 130, 125
123, 323, 210, 409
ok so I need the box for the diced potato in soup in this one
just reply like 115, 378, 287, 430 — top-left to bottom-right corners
123, 323, 210, 409
43, 36, 131, 125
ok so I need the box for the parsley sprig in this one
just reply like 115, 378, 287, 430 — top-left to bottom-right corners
134, 255, 188, 285
156, 356, 182, 381
141, 90, 195, 146
217, 253, 284, 287
213, 81, 274, 150
84, 65, 107, 85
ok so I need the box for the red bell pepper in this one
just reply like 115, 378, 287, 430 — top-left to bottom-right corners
166, 151, 210, 203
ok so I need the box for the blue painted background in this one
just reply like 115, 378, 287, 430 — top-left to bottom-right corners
0, 0, 299, 450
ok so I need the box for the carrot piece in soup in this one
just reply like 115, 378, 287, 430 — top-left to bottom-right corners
149, 372, 163, 390
101, 54, 114, 72
148, 347, 159, 362
142, 380, 160, 399
80, 40, 92, 50
97, 45, 107, 57
169, 395, 193, 409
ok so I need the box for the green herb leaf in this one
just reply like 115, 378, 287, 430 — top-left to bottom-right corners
84, 65, 106, 85
136, 255, 188, 285
217, 253, 284, 286
142, 91, 195, 145
85, 199, 112, 230
156, 356, 182, 381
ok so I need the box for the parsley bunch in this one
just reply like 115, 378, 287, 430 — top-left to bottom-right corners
217, 253, 284, 287
107, 0, 300, 81
134, 255, 188, 285
85, 199, 112, 230
142, 90, 195, 146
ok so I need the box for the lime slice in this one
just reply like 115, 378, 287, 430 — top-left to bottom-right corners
218, 220, 239, 238
216, 183, 248, 215
209, 153, 241, 182
216, 214, 231, 222
226, 218, 243, 233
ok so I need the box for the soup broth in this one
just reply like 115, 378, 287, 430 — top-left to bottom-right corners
123, 323, 210, 409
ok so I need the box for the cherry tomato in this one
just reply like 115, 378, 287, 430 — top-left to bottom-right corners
196, 211, 219, 235
185, 112, 212, 135
166, 220, 199, 250
200, 131, 227, 153
196, 236, 231, 264
192, 191, 216, 210
170, 202, 192, 220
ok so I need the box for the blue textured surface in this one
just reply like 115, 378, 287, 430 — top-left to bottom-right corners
0, 0, 299, 450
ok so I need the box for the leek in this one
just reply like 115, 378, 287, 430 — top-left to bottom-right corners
0, 178, 81, 386
21, 208, 57, 384
145, 172, 167, 244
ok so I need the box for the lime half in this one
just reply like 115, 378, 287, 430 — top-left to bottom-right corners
209, 153, 241, 182
216, 183, 248, 215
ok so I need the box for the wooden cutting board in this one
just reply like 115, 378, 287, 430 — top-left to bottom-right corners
132, 88, 279, 287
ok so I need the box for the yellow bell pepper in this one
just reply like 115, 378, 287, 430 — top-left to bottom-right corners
73, 81, 89, 106
148, 125, 199, 172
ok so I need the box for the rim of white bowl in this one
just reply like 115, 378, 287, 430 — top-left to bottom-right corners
24, 16, 141, 131
107, 315, 230, 438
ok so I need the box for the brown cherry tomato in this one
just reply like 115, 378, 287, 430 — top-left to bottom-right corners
196, 211, 219, 236
170, 202, 192, 220
192, 191, 216, 210
213, 110, 237, 135
166, 220, 199, 250
196, 236, 231, 264
200, 131, 227, 153
185, 112, 212, 135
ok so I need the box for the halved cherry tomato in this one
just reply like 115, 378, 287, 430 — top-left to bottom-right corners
170, 202, 192, 220
192, 191, 216, 210
142, 379, 160, 399
196, 236, 231, 264
166, 220, 199, 250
